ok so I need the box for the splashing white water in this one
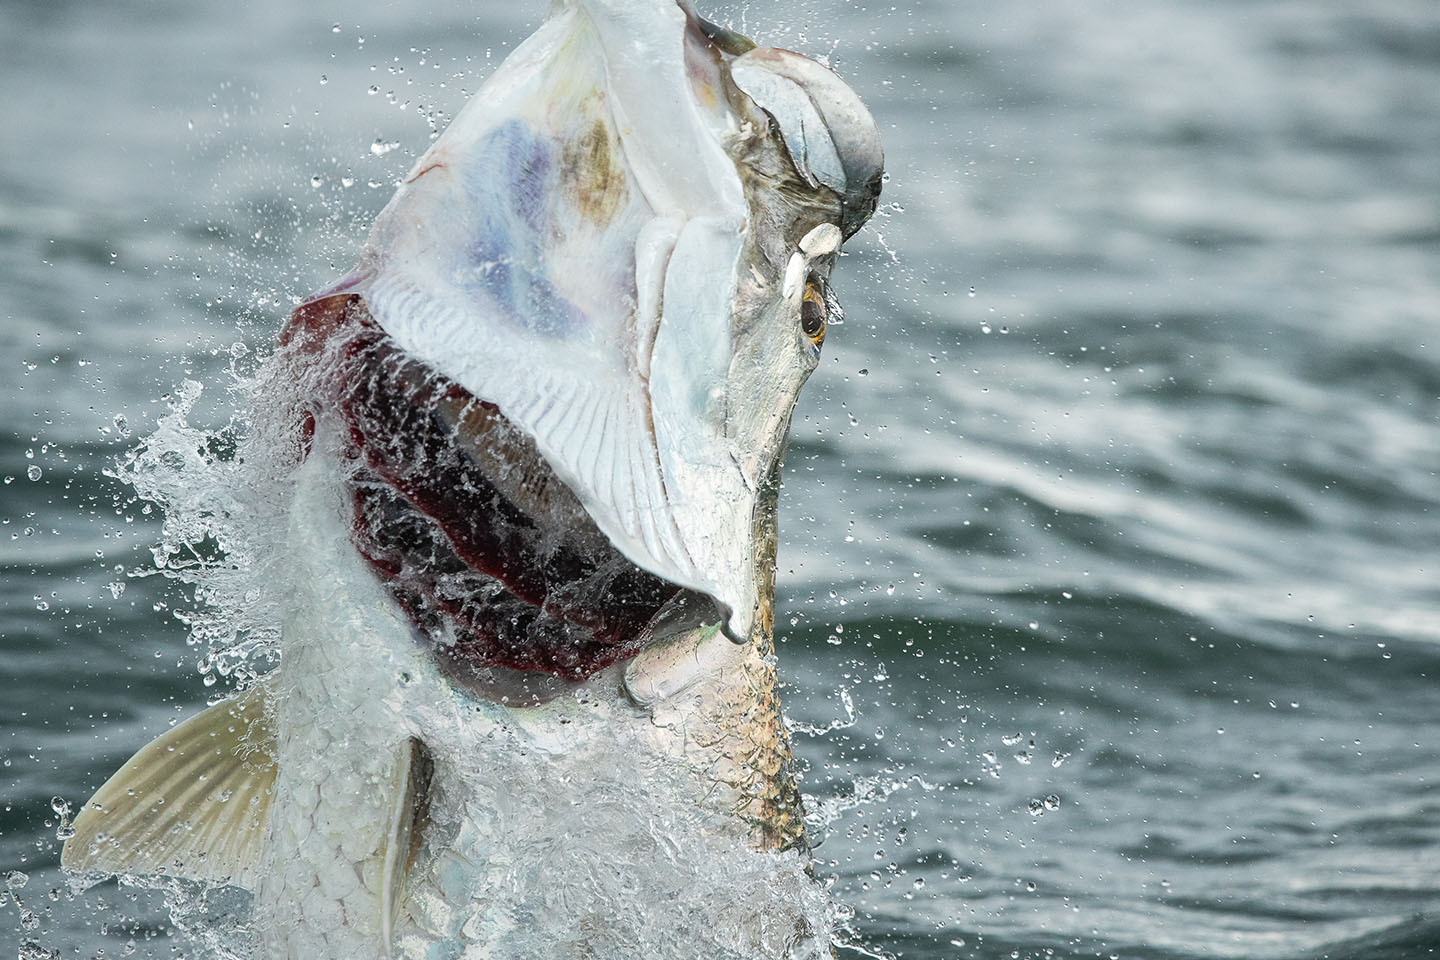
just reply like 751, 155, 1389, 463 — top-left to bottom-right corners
118, 368, 304, 692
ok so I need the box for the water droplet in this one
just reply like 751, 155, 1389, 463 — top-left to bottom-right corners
112, 413, 130, 437
108, 581, 126, 599
370, 138, 399, 156
5, 870, 29, 890
319, 74, 329, 85
331, 22, 341, 32
857, 368, 869, 377
26, 465, 42, 481
311, 175, 324, 188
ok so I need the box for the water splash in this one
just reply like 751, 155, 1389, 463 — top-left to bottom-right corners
116, 361, 311, 693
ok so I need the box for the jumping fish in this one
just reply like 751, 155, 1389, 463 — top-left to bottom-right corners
63, 1, 883, 956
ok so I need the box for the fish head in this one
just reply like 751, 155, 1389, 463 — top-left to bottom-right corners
327, 0, 883, 645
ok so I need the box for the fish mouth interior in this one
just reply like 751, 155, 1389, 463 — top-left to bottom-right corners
288, 294, 721, 700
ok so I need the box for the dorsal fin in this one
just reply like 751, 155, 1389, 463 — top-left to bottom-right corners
61, 682, 276, 889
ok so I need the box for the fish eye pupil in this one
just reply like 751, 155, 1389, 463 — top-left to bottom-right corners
801, 280, 827, 342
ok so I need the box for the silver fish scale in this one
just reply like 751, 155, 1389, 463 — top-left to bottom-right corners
257, 479, 413, 957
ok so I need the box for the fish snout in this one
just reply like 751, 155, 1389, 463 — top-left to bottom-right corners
729, 46, 885, 239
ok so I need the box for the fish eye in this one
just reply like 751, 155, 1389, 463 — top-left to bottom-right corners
801, 278, 827, 345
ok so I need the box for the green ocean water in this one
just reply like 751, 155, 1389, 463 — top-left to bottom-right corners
4, 0, 1440, 956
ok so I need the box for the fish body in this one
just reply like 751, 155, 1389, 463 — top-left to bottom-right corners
63, 1, 882, 956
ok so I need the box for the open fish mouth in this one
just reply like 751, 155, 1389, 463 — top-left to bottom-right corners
60, 5, 884, 949
295, 0, 883, 653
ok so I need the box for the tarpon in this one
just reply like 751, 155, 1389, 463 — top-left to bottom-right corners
62, 1, 883, 956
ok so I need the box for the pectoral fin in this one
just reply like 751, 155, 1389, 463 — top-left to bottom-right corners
61, 682, 276, 889
380, 737, 434, 959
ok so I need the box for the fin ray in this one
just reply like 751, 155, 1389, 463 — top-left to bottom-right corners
61, 683, 276, 889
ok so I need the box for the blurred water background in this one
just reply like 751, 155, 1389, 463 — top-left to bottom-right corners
3, 0, 1440, 956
